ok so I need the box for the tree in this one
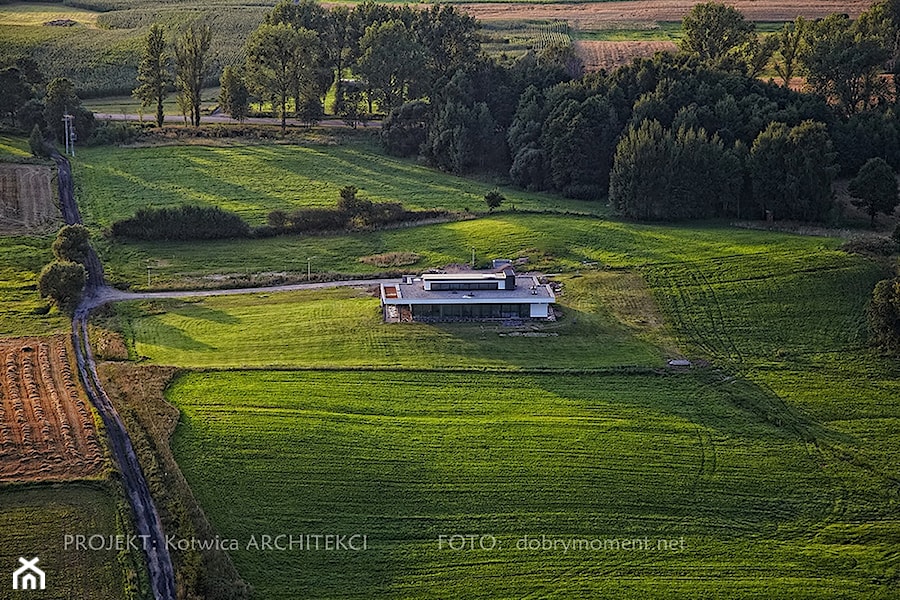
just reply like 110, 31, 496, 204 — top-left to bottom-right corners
415, 4, 480, 89
356, 19, 425, 113
424, 100, 497, 173
174, 23, 212, 127
541, 94, 620, 200
774, 17, 805, 87
484, 190, 504, 212
848, 157, 899, 227
868, 277, 900, 352
219, 66, 250, 122
749, 120, 837, 221
610, 120, 741, 220
739, 33, 778, 78
28, 124, 47, 158
609, 120, 672, 220
681, 2, 754, 62
801, 14, 890, 115
327, 5, 352, 113
0, 67, 32, 125
38, 261, 86, 311
244, 23, 318, 132
43, 77, 94, 143
52, 224, 91, 264
134, 24, 171, 127
381, 100, 429, 157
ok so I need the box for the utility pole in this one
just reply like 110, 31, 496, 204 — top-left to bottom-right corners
62, 111, 75, 157
471, 247, 476, 268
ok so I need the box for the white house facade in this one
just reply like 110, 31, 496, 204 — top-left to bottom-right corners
380, 268, 555, 322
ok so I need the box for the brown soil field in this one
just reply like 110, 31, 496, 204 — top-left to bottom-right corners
459, 0, 873, 27
576, 40, 678, 71
0, 336, 104, 482
0, 164, 60, 235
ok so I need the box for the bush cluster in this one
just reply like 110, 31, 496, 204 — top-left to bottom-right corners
111, 205, 251, 241
266, 186, 445, 235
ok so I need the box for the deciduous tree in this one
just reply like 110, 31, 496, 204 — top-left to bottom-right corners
848, 157, 899, 227
356, 19, 425, 113
219, 66, 250, 122
681, 2, 753, 62
133, 24, 171, 127
174, 23, 212, 127
244, 23, 318, 132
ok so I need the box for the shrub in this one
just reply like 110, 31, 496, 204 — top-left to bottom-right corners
38, 261, 86, 311
868, 277, 900, 352
52, 224, 91, 264
111, 205, 250, 241
28, 124, 48, 157
288, 208, 348, 232
840, 236, 898, 256
485, 190, 505, 212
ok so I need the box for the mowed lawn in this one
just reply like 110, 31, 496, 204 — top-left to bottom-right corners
119, 273, 668, 369
0, 483, 133, 600
169, 370, 877, 599
75, 142, 598, 227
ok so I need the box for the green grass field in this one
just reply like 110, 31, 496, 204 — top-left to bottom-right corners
0, 235, 70, 336
115, 273, 668, 369
107, 215, 900, 597
0, 483, 134, 600
96, 209, 842, 291
75, 141, 599, 229
167, 369, 888, 599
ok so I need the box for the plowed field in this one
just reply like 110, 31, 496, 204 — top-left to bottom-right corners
0, 336, 103, 482
459, 0, 872, 27
576, 40, 678, 71
0, 164, 59, 234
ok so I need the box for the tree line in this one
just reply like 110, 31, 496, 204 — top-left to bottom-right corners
1, 59, 96, 149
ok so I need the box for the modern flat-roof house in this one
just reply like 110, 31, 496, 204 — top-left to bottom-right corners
380, 268, 555, 322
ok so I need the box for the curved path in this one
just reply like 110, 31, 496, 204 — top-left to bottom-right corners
54, 149, 177, 600
54, 148, 398, 600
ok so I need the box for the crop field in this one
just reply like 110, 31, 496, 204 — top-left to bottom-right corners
75, 141, 600, 228
0, 336, 104, 483
576, 40, 677, 71
0, 3, 263, 97
458, 0, 871, 27
164, 368, 889, 599
0, 484, 131, 600
0, 163, 60, 234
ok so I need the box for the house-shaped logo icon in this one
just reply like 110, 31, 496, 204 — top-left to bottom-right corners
12, 557, 45, 591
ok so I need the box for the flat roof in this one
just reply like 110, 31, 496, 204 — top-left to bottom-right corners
421, 272, 507, 281
382, 276, 555, 304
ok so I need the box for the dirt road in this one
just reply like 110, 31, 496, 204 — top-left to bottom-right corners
54, 150, 177, 600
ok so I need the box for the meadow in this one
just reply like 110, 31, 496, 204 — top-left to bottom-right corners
106, 211, 899, 596
74, 140, 601, 228
95, 209, 843, 291
167, 369, 883, 599
0, 483, 135, 599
